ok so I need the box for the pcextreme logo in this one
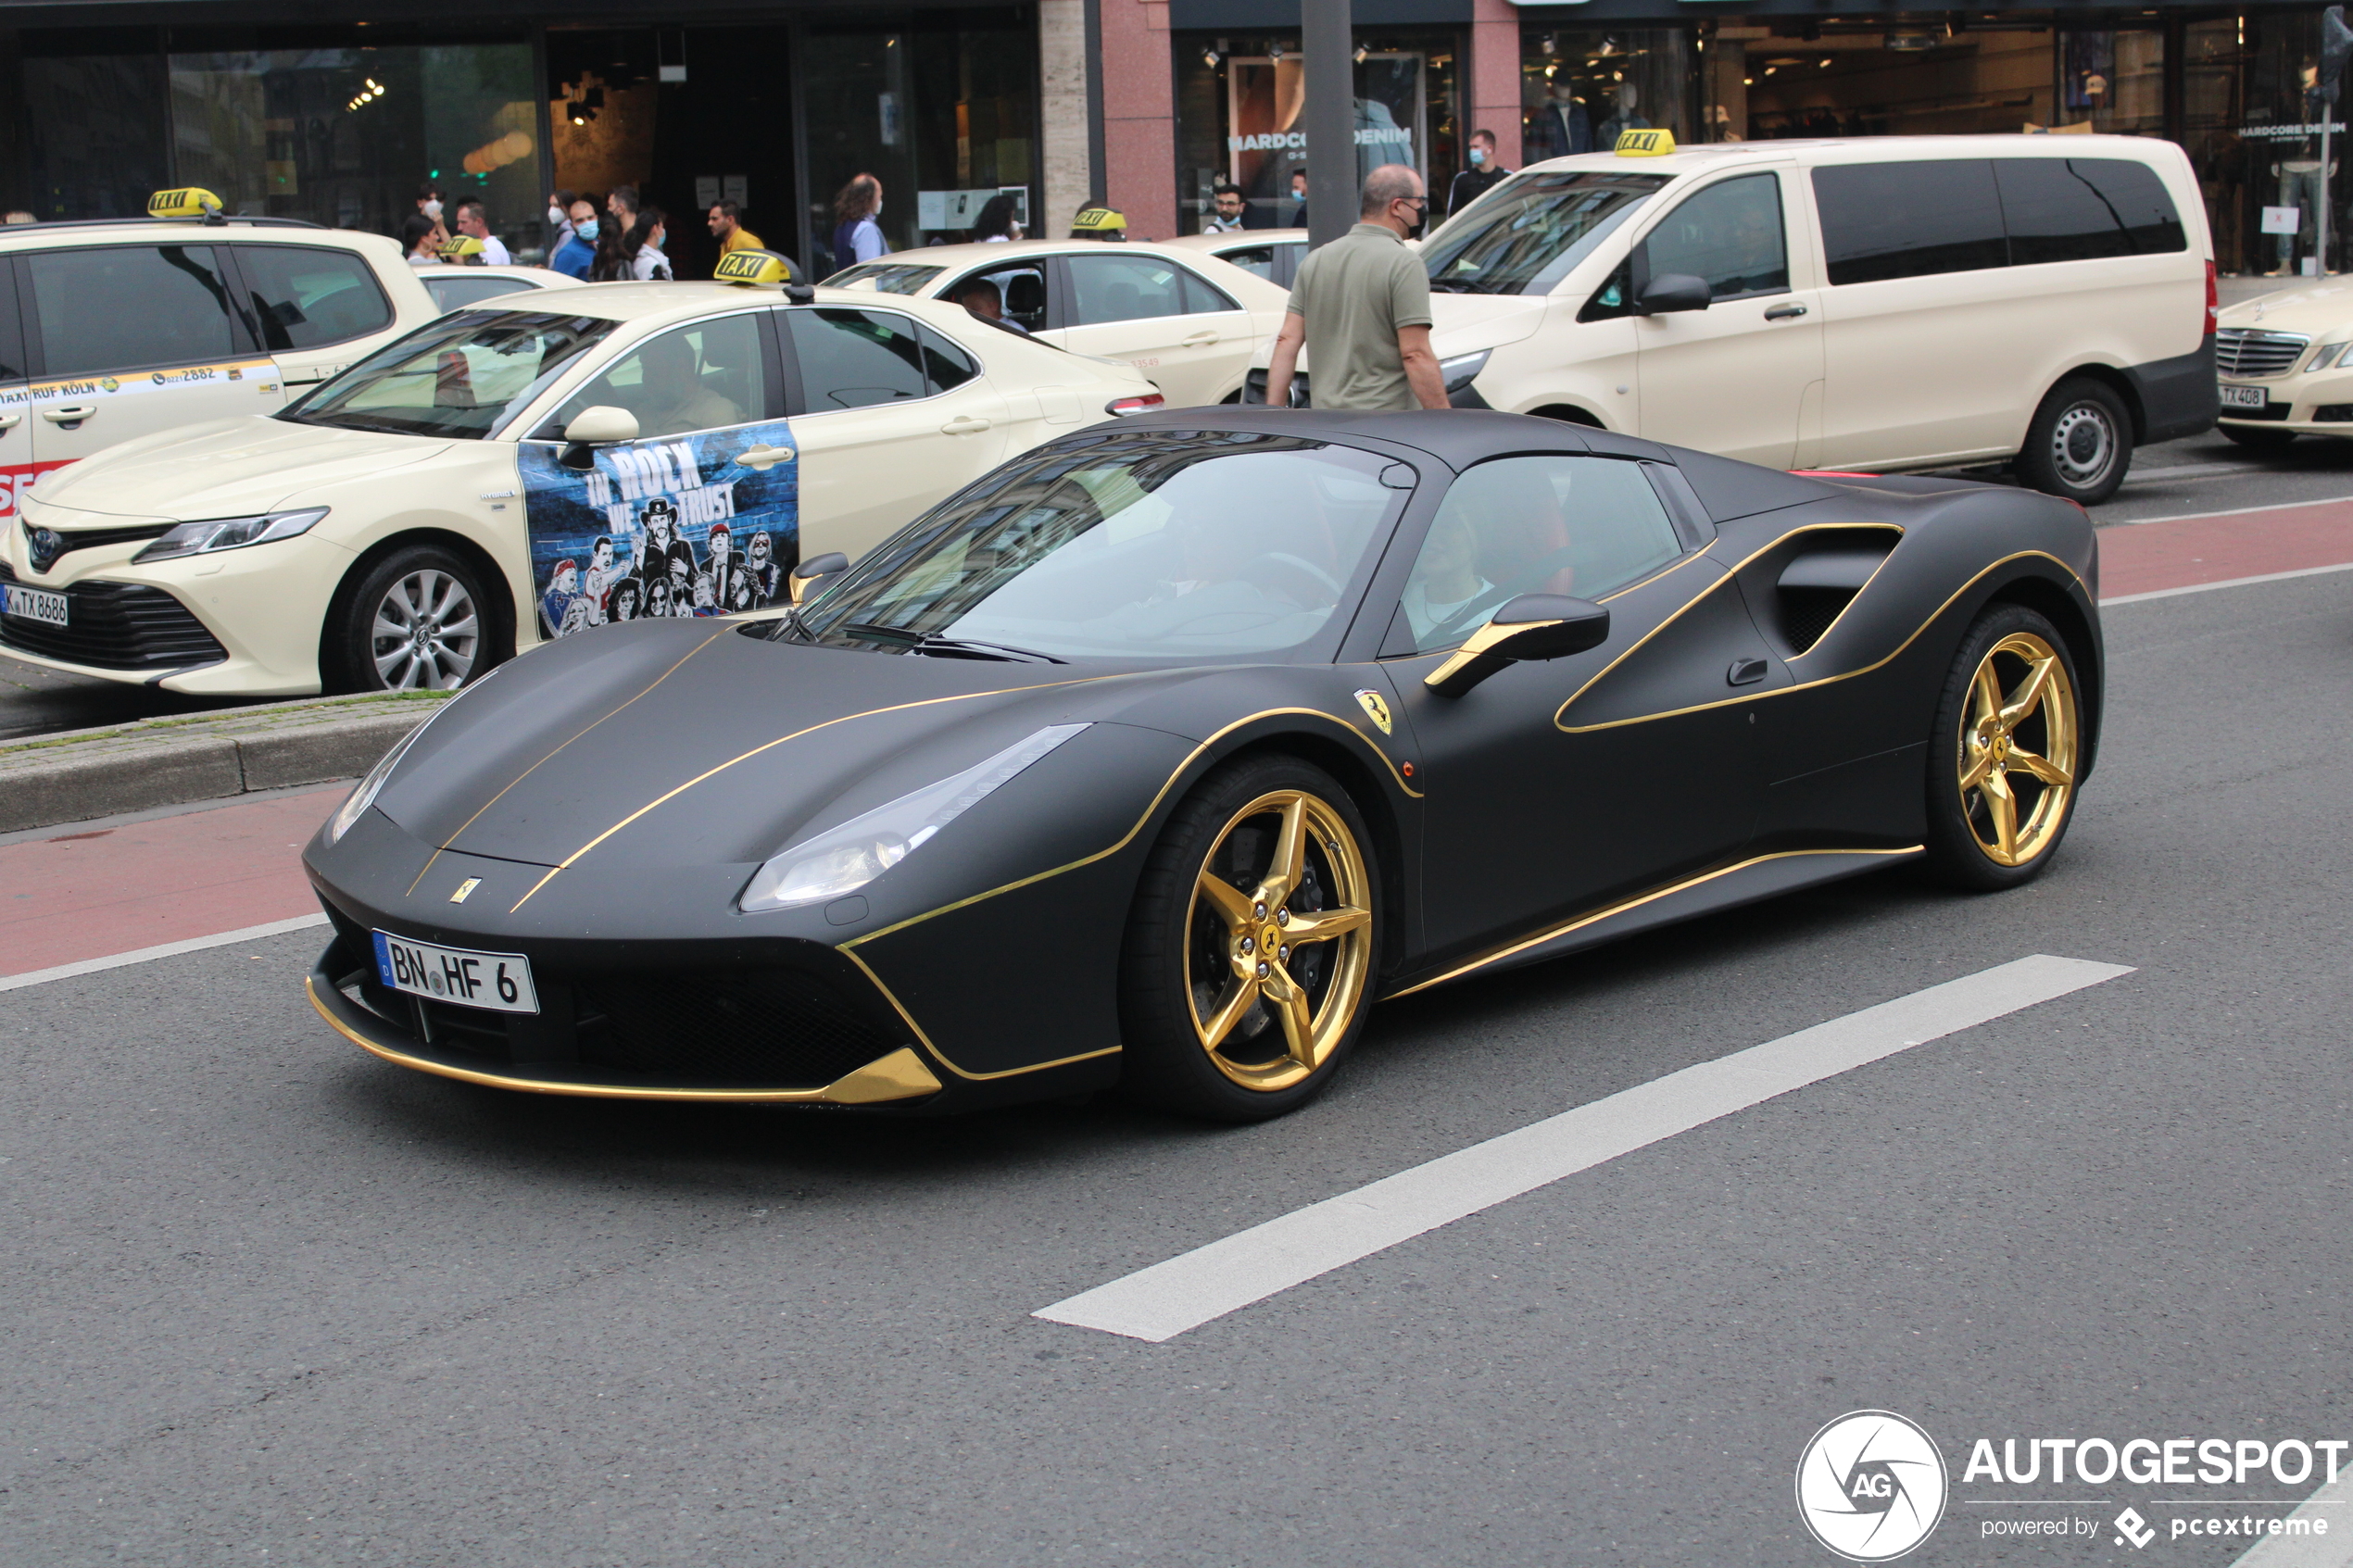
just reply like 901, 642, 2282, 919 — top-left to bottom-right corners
1797, 1411, 1950, 1562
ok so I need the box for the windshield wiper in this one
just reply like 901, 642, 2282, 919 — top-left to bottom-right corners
842, 622, 1066, 664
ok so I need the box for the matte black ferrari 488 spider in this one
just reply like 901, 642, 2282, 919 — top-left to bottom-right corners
305, 408, 2099, 1121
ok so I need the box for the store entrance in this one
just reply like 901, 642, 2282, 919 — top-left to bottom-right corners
547, 27, 800, 282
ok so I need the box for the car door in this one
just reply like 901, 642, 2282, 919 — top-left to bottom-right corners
1373, 452, 1786, 961
0, 259, 44, 526
226, 243, 400, 397
1050, 251, 1254, 408
781, 303, 1012, 561
1617, 169, 1826, 469
20, 243, 278, 479
519, 308, 799, 634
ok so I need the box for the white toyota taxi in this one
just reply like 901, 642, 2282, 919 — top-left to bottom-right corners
0, 187, 438, 525
825, 239, 1289, 408
1, 254, 1159, 696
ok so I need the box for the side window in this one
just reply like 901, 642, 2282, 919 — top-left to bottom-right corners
1219, 245, 1277, 281
784, 307, 929, 409
946, 263, 1048, 333
233, 245, 392, 349
0, 263, 23, 381
1637, 173, 1789, 301
1065, 252, 1194, 325
915, 322, 978, 394
1996, 157, 2186, 265
424, 274, 540, 313
27, 245, 237, 376
1180, 267, 1240, 313
553, 313, 770, 439
1388, 456, 1683, 656
1812, 160, 2009, 286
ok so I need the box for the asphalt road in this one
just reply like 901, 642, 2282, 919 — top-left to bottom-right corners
1, 565, 2349, 1565
6, 424, 2353, 742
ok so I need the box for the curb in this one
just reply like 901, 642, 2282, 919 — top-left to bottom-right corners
0, 691, 453, 834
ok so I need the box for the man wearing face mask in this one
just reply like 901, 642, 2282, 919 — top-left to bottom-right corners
1446, 129, 1511, 218
551, 197, 598, 280
416, 183, 446, 223
1262, 165, 1445, 413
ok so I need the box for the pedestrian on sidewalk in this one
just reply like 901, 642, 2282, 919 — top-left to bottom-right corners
608, 184, 642, 232
550, 196, 598, 280
415, 183, 446, 223
1447, 130, 1512, 218
454, 199, 510, 264
546, 188, 577, 254
832, 176, 887, 265
969, 193, 1023, 243
1202, 182, 1249, 233
624, 209, 673, 281
1263, 164, 1445, 412
1284, 168, 1308, 228
707, 200, 763, 266
398, 213, 447, 268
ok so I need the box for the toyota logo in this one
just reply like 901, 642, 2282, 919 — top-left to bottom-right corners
26, 527, 63, 574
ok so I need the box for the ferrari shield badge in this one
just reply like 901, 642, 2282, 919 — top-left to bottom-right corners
1353, 688, 1393, 735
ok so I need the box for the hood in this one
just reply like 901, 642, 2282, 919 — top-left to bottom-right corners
375, 621, 1167, 871
31, 417, 453, 521
1426, 292, 1554, 352
2217, 284, 2353, 338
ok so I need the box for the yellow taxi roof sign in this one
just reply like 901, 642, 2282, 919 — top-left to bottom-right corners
1614, 129, 1676, 157
713, 248, 800, 287
438, 235, 485, 262
147, 187, 224, 220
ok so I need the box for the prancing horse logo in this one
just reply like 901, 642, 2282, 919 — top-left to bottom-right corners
1353, 688, 1392, 735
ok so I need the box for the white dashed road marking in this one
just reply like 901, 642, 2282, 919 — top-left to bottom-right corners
0, 913, 329, 993
1037, 954, 2133, 1343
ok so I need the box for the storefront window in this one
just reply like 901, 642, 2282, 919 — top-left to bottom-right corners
1703, 25, 2053, 141
1522, 30, 1690, 159
1173, 32, 1460, 235
18, 44, 170, 220
2184, 13, 2346, 278
2059, 30, 2166, 135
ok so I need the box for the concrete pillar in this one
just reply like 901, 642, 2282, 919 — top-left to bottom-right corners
1097, 0, 1178, 240
1039, 0, 1093, 238
1469, 0, 1524, 171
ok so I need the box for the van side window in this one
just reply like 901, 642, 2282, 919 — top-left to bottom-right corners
1637, 173, 1790, 301
1994, 158, 2188, 265
1812, 160, 2008, 286
27, 245, 239, 376
234, 245, 392, 350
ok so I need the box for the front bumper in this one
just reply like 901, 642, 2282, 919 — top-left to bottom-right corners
307, 920, 946, 1108
2217, 373, 2353, 436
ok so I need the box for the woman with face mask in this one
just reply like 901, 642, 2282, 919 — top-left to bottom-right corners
626, 208, 673, 282
551, 198, 598, 280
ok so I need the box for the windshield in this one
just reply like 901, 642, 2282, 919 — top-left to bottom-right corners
824, 261, 949, 295
1421, 170, 1669, 295
789, 432, 1407, 662
282, 311, 616, 439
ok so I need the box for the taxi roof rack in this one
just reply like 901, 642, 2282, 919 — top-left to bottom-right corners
4, 215, 327, 233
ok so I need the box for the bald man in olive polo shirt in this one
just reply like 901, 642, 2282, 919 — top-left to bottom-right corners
1264, 164, 1449, 412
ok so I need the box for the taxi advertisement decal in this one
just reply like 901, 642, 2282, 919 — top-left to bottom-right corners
518, 420, 799, 638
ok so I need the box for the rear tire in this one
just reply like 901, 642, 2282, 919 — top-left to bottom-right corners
1118, 755, 1379, 1123
328, 545, 491, 693
1922, 605, 2083, 891
2221, 423, 2297, 452
2014, 377, 2132, 504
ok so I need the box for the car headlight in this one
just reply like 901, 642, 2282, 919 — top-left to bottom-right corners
2310, 343, 2352, 371
328, 719, 426, 844
1439, 349, 1491, 394
739, 723, 1089, 913
132, 507, 328, 563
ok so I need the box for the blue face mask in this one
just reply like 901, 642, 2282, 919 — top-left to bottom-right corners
1468, 147, 1488, 167
576, 219, 599, 242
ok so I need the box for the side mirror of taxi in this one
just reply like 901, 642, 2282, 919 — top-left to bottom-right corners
1424, 594, 1610, 698
563, 406, 640, 445
790, 551, 850, 607
1634, 273, 1711, 316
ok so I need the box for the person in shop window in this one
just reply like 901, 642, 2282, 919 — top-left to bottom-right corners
1528, 82, 1591, 161
551, 197, 598, 280
1446, 130, 1512, 217
832, 176, 887, 265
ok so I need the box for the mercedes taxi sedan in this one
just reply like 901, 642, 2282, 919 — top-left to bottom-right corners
2213, 282, 2353, 450
1, 261, 1159, 696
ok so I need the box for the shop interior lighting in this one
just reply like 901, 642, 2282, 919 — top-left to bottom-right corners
1353, 43, 1369, 63
1540, 33, 1557, 56
1203, 44, 1220, 67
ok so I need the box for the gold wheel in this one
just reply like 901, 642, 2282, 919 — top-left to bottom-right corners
1956, 630, 2078, 868
1182, 788, 1374, 1093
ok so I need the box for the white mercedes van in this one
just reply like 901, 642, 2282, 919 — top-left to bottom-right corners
1256, 133, 2215, 505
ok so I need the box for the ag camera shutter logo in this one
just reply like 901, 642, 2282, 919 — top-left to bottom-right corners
1796, 1410, 1949, 1562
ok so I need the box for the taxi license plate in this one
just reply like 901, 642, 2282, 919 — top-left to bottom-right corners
372, 930, 539, 1014
1, 583, 69, 628
2220, 383, 2269, 410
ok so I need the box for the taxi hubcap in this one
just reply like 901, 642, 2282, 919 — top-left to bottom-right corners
371, 569, 479, 690
1957, 631, 2078, 868
2050, 403, 2116, 486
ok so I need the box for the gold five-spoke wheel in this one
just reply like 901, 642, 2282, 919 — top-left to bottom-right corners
1957, 630, 2077, 867
1185, 789, 1374, 1092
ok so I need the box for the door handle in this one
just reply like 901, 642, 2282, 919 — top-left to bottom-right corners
1182, 330, 1221, 347
1762, 303, 1809, 321
0, 412, 20, 433
939, 415, 992, 435
41, 405, 96, 424
733, 444, 798, 471
1728, 657, 1769, 686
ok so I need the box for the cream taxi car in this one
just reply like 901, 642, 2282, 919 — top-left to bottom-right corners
1, 256, 1159, 696
420, 262, 585, 316
0, 188, 438, 527
1164, 228, 1308, 289
824, 239, 1289, 408
2213, 282, 2353, 449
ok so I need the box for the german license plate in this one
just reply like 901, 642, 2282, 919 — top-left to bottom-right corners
1, 583, 68, 627
2220, 383, 2269, 410
372, 930, 539, 1014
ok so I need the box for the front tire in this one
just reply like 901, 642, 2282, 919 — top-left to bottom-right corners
1922, 605, 2082, 890
1118, 756, 1379, 1122
329, 545, 489, 692
2014, 377, 2132, 504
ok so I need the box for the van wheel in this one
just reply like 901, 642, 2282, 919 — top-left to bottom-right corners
2015, 378, 2132, 504
2221, 424, 2297, 453
329, 546, 489, 692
